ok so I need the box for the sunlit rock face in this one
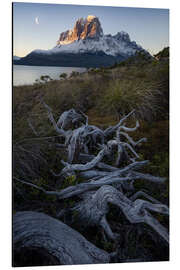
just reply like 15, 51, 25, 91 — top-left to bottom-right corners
54, 15, 145, 57
57, 15, 103, 45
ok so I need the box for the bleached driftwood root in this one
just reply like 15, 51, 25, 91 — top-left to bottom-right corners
73, 185, 169, 243
14, 103, 169, 264
13, 211, 110, 265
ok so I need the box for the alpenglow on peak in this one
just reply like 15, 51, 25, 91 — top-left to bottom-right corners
86, 15, 97, 21
55, 16, 144, 57
57, 15, 103, 45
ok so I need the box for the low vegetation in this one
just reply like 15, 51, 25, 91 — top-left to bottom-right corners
13, 47, 169, 265
154, 46, 169, 59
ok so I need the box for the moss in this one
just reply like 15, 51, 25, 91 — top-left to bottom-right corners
61, 175, 77, 189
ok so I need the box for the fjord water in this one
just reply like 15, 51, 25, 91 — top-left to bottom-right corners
13, 65, 86, 86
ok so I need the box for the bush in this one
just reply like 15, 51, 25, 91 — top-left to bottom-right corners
40, 75, 53, 82
154, 47, 169, 59
98, 77, 163, 121
59, 73, 67, 79
70, 71, 80, 77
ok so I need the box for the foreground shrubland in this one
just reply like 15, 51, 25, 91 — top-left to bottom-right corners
13, 52, 169, 265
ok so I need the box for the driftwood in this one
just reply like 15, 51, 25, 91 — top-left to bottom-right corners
73, 185, 169, 243
13, 104, 169, 265
13, 211, 110, 266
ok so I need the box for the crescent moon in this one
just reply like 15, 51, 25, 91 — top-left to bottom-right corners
35, 17, 39, 25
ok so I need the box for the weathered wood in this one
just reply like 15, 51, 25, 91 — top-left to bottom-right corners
41, 99, 66, 136
129, 190, 161, 204
73, 185, 169, 243
14, 105, 169, 263
61, 145, 108, 176
14, 161, 165, 200
119, 131, 147, 147
13, 211, 110, 265
66, 124, 105, 163
57, 109, 84, 129
104, 109, 135, 137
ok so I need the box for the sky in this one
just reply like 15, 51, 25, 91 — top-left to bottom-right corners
13, 2, 169, 57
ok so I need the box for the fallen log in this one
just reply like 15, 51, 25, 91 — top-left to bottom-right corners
13, 211, 110, 266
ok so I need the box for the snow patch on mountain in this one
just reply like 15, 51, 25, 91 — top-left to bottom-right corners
33, 33, 142, 57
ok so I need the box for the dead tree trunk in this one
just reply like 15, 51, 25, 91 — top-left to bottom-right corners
13, 211, 110, 266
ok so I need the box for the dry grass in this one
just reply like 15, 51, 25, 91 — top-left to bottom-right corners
13, 58, 169, 180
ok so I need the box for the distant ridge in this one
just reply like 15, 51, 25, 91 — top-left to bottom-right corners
13, 56, 21, 61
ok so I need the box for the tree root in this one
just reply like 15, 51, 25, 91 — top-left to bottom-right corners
13, 104, 169, 265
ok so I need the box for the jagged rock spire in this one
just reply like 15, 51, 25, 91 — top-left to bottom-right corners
57, 15, 103, 45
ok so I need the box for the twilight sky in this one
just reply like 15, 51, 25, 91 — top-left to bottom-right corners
13, 2, 169, 57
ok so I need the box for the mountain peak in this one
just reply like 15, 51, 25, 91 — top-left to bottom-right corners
86, 15, 97, 21
57, 16, 103, 46
23, 16, 149, 68
114, 31, 130, 42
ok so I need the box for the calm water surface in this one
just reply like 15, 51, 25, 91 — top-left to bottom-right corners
13, 65, 86, 86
